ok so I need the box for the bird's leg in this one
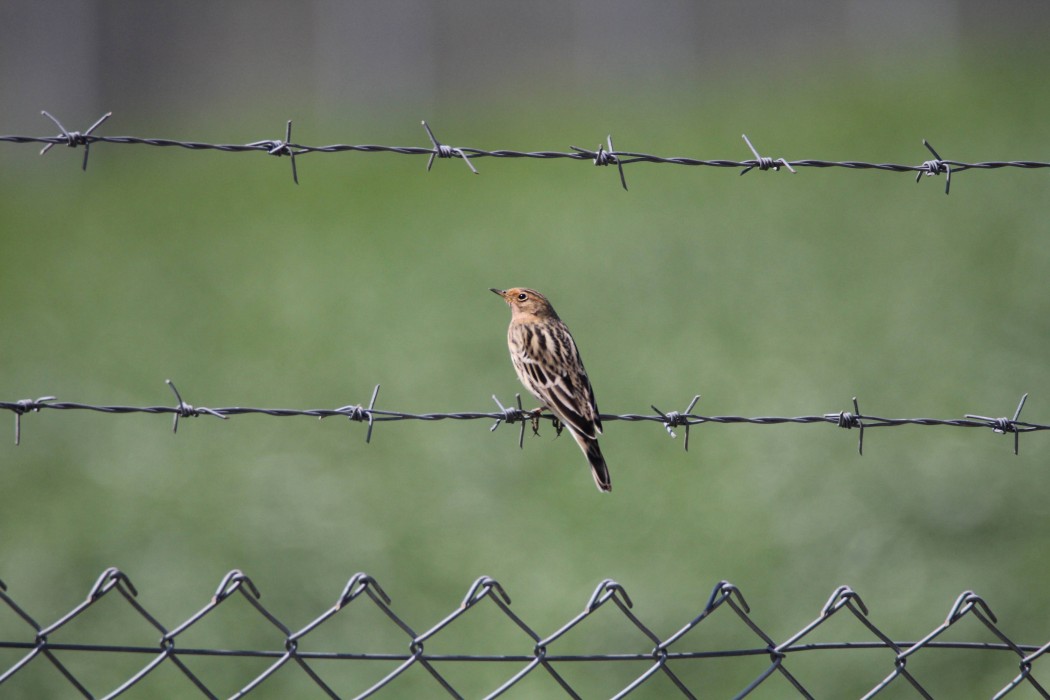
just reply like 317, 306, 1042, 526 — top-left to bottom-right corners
527, 407, 562, 437
550, 415, 564, 437
529, 407, 544, 436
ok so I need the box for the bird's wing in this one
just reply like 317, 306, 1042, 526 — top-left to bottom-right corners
516, 323, 603, 439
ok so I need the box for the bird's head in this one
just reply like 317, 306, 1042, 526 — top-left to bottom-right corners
490, 287, 560, 321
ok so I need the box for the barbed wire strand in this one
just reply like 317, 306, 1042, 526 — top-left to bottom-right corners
1, 568, 1048, 698
4, 111, 1050, 193
1, 381, 1043, 456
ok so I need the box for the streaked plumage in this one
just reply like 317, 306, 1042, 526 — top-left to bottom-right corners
490, 287, 611, 492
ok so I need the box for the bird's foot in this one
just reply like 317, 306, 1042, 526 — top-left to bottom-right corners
529, 408, 543, 436
527, 407, 562, 437
551, 415, 564, 437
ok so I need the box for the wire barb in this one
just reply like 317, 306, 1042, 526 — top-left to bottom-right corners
491, 393, 529, 449
246, 119, 301, 183
333, 384, 381, 443
916, 139, 952, 194
166, 379, 227, 434
651, 395, 701, 451
39, 110, 112, 170
421, 120, 478, 174
11, 395, 55, 445
570, 134, 629, 190
826, 396, 866, 455
740, 133, 796, 175
964, 392, 1030, 455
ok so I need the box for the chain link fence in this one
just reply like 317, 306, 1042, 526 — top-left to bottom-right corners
1, 568, 1047, 699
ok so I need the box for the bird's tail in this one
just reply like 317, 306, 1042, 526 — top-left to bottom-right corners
572, 432, 611, 492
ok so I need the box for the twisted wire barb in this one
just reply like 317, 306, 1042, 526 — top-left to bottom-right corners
1, 568, 1047, 698
1, 382, 1044, 455
3, 111, 1049, 192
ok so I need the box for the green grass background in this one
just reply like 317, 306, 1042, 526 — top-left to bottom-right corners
2, 52, 1050, 697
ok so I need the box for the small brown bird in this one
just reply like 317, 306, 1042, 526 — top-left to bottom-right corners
490, 287, 611, 492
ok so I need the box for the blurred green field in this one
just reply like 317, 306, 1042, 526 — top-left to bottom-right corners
2, 53, 1050, 698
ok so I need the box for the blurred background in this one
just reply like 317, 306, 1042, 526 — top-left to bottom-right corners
2, 1, 1050, 697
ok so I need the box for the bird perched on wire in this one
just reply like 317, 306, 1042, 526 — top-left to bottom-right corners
490, 287, 611, 492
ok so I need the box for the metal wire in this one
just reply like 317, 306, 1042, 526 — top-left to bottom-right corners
2, 111, 1048, 191
0, 569, 1047, 698
5, 111, 1048, 699
0, 381, 1043, 456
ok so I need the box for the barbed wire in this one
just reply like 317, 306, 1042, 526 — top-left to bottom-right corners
2, 110, 1049, 192
1, 380, 1043, 456
0, 567, 1047, 698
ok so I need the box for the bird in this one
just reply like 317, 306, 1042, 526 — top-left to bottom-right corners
490, 287, 611, 492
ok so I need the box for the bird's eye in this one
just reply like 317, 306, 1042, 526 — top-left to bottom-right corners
517, 292, 528, 301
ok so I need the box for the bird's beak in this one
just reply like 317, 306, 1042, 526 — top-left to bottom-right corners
490, 288, 506, 298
